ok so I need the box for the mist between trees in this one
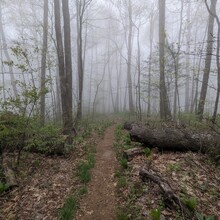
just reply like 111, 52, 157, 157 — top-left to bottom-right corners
0, 0, 220, 131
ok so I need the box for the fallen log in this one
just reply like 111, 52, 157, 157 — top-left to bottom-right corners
139, 167, 193, 218
124, 122, 216, 152
123, 147, 145, 161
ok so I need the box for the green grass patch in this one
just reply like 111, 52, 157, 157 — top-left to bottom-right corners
77, 162, 91, 183
117, 177, 128, 189
120, 158, 128, 169
59, 196, 78, 220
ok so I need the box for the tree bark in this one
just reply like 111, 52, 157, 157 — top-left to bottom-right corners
124, 122, 216, 152
127, 0, 135, 113
197, 0, 217, 120
204, 0, 220, 122
62, 0, 73, 131
158, 0, 171, 120
40, 0, 49, 126
185, 1, 191, 113
54, 0, 72, 133
0, 1, 18, 98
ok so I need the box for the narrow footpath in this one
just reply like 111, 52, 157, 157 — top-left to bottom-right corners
76, 125, 118, 220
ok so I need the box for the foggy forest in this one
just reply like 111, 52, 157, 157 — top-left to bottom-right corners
0, 0, 220, 219
1, 0, 220, 124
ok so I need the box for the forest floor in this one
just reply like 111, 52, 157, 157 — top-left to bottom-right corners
1, 120, 220, 220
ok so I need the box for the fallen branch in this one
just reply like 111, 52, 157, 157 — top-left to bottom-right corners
139, 167, 193, 218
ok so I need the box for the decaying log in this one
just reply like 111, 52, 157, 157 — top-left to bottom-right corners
123, 147, 145, 161
2, 155, 18, 188
139, 167, 193, 218
124, 122, 216, 152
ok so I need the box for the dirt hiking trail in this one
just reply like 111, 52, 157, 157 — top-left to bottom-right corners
76, 125, 118, 220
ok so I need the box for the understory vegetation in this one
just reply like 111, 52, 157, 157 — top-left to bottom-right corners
0, 110, 112, 219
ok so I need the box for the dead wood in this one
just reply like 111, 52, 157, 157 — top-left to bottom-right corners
124, 122, 216, 152
2, 155, 18, 188
139, 167, 193, 218
123, 147, 145, 161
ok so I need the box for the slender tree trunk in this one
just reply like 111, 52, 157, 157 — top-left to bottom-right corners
136, 27, 142, 121
76, 1, 84, 122
0, 1, 18, 97
203, 1, 220, 122
197, 0, 217, 120
185, 1, 191, 113
147, 14, 154, 117
127, 0, 134, 113
159, 0, 171, 120
0, 38, 6, 102
40, 0, 49, 125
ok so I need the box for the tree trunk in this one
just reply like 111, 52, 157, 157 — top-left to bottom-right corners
185, 1, 191, 113
40, 0, 49, 126
197, 0, 217, 120
62, 0, 73, 131
158, 0, 171, 120
127, 0, 135, 113
54, 0, 72, 133
147, 13, 155, 117
124, 122, 216, 153
204, 0, 220, 122
76, 4, 84, 122
0, 1, 18, 98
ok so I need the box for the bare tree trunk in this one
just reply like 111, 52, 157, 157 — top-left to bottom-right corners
54, 0, 72, 132
204, 1, 220, 122
193, 25, 208, 113
127, 0, 134, 113
147, 14, 155, 117
40, 0, 49, 125
197, 0, 217, 120
76, 1, 84, 122
62, 0, 73, 130
0, 1, 18, 97
185, 1, 191, 113
0, 39, 6, 102
159, 0, 171, 120
136, 27, 142, 121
